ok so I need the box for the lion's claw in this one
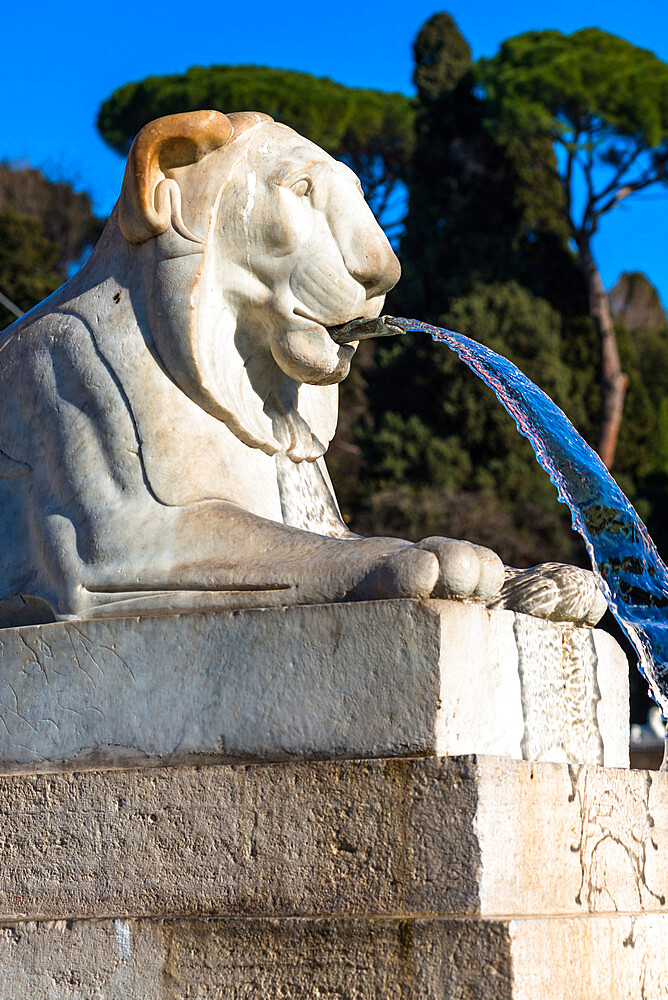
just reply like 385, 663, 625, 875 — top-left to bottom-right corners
351, 545, 605, 625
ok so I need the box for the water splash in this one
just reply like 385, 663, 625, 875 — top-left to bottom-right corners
389, 317, 668, 717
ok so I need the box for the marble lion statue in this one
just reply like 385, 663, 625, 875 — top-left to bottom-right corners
0, 110, 606, 627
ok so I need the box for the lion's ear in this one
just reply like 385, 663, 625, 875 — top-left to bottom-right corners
226, 111, 273, 134
118, 111, 234, 244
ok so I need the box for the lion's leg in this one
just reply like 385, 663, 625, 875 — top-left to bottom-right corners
73, 498, 438, 612
26, 496, 496, 620
39, 499, 605, 626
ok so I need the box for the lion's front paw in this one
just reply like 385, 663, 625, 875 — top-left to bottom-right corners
487, 562, 607, 625
350, 537, 504, 603
415, 537, 505, 602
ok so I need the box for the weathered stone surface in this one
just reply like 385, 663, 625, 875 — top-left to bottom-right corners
0, 755, 660, 922
508, 913, 668, 1000
0, 600, 628, 774
476, 756, 668, 916
0, 917, 510, 1000
0, 913, 666, 1000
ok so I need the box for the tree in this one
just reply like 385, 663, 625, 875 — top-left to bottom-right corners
365, 14, 599, 569
478, 29, 668, 468
412, 11, 472, 99
0, 165, 102, 330
0, 210, 62, 330
0, 163, 102, 271
610, 271, 668, 335
97, 65, 414, 237
396, 15, 578, 321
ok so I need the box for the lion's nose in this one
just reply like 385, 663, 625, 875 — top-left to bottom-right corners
343, 237, 401, 299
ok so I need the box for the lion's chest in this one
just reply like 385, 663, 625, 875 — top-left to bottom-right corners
71, 278, 346, 536
98, 335, 343, 533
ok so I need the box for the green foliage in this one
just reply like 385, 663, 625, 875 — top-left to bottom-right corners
97, 65, 414, 233
0, 210, 62, 329
396, 15, 578, 323
365, 14, 668, 582
0, 165, 101, 330
474, 28, 668, 478
0, 163, 102, 271
347, 282, 596, 566
653, 398, 668, 477
361, 14, 598, 566
412, 12, 472, 101
614, 321, 668, 483
477, 29, 668, 245
369, 282, 584, 485
479, 29, 668, 150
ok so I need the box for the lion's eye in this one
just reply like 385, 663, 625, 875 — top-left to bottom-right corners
291, 178, 312, 198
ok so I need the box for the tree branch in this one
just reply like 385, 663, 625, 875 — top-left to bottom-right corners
592, 169, 664, 223
581, 134, 596, 229
591, 141, 645, 204
562, 133, 579, 235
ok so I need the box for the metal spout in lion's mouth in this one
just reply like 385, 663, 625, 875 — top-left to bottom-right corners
328, 315, 408, 344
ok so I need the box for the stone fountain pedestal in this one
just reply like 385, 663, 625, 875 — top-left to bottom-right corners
0, 599, 628, 772
0, 599, 664, 999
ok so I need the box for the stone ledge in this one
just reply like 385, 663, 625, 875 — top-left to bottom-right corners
0, 912, 665, 1000
0, 599, 628, 773
0, 755, 662, 921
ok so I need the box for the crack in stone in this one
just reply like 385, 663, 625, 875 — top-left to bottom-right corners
568, 766, 665, 911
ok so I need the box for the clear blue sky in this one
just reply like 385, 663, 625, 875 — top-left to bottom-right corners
2, 0, 667, 300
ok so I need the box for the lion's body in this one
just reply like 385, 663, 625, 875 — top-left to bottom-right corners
0, 111, 606, 628
0, 217, 349, 623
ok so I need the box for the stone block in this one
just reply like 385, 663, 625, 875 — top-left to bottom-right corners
0, 913, 666, 1000
0, 755, 662, 922
0, 600, 628, 773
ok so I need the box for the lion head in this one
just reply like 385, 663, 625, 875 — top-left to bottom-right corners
116, 110, 400, 462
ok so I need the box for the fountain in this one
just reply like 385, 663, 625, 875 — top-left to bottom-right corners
0, 112, 664, 997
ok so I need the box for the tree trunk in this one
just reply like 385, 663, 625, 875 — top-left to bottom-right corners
578, 239, 629, 470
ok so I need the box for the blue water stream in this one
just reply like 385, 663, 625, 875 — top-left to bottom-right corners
390, 317, 668, 717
